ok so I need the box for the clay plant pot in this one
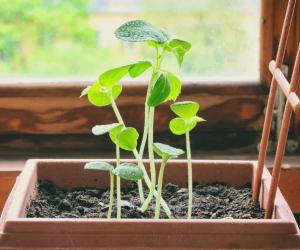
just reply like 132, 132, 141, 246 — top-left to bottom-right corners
0, 159, 299, 249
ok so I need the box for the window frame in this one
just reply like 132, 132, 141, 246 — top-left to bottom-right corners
0, 0, 299, 154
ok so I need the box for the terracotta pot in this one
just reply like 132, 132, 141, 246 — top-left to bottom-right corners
0, 159, 299, 249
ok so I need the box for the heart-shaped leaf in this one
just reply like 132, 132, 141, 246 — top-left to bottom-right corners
117, 127, 139, 151
147, 72, 171, 107
166, 71, 181, 101
171, 101, 199, 119
92, 123, 121, 136
84, 161, 114, 172
129, 60, 152, 78
113, 163, 144, 181
168, 38, 191, 67
109, 125, 139, 151
169, 116, 205, 135
98, 65, 131, 87
115, 20, 169, 43
169, 117, 186, 135
153, 142, 184, 159
87, 82, 122, 107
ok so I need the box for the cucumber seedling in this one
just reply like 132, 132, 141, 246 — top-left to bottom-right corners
82, 20, 192, 219
84, 161, 115, 218
153, 143, 184, 219
169, 101, 205, 219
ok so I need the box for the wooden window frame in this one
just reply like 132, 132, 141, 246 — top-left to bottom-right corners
0, 0, 299, 156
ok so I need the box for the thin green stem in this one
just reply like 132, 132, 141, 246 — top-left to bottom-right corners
186, 131, 193, 219
154, 158, 167, 219
110, 90, 173, 218
110, 95, 144, 203
140, 107, 156, 212
116, 145, 121, 219
107, 172, 114, 219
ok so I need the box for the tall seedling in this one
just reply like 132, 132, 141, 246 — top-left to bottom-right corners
169, 101, 205, 218
82, 20, 192, 218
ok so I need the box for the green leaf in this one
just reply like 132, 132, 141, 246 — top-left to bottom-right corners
109, 124, 125, 144
113, 163, 144, 181
186, 116, 206, 132
115, 20, 169, 43
98, 65, 131, 87
87, 82, 122, 107
118, 127, 139, 151
168, 39, 191, 67
171, 101, 199, 119
129, 60, 152, 78
153, 142, 184, 159
147, 72, 171, 107
169, 117, 186, 135
166, 71, 181, 101
98, 61, 152, 87
109, 125, 139, 151
169, 116, 205, 135
84, 161, 114, 172
92, 123, 121, 136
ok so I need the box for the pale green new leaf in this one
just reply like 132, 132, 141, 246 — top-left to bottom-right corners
169, 117, 186, 135
87, 82, 122, 107
84, 161, 114, 172
166, 71, 181, 101
169, 116, 205, 135
92, 123, 121, 136
153, 142, 184, 159
118, 127, 139, 151
147, 72, 171, 107
171, 101, 199, 119
109, 124, 125, 145
109, 125, 139, 151
113, 163, 144, 181
98, 65, 131, 87
168, 39, 191, 67
129, 60, 152, 78
115, 20, 169, 43
186, 116, 206, 132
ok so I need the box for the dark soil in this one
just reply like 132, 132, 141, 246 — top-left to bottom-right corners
26, 180, 264, 219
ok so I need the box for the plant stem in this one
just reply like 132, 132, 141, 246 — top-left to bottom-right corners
107, 172, 114, 219
116, 145, 121, 219
133, 150, 173, 218
140, 106, 156, 212
186, 131, 193, 219
154, 157, 167, 219
110, 95, 144, 203
110, 93, 173, 218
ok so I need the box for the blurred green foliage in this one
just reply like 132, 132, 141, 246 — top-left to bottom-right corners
0, 0, 259, 78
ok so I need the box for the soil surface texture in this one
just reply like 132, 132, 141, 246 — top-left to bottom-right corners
26, 180, 264, 219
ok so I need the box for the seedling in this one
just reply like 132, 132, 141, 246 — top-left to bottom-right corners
153, 143, 184, 219
84, 161, 114, 218
169, 101, 205, 219
82, 20, 192, 219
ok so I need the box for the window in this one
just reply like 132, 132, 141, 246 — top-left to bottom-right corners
0, 0, 260, 80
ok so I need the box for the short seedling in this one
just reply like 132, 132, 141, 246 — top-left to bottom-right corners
82, 20, 196, 219
88, 122, 141, 218
169, 101, 205, 219
84, 161, 114, 218
153, 143, 184, 219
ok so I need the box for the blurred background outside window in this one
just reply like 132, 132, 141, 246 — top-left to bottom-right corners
0, 0, 259, 81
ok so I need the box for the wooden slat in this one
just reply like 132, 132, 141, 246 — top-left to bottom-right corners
0, 82, 266, 135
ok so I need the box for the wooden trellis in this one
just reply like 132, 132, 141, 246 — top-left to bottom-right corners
252, 0, 300, 219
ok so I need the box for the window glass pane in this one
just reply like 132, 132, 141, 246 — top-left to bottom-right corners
0, 0, 259, 80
